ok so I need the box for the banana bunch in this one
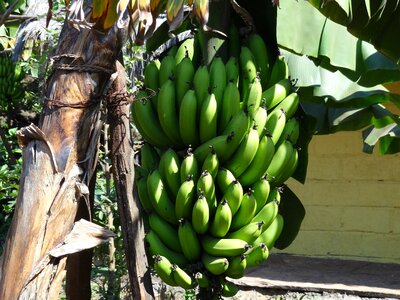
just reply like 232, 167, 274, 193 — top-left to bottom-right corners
133, 31, 303, 296
0, 55, 25, 107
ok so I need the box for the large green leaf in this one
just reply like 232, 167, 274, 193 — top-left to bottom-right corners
308, 0, 400, 64
277, 0, 400, 87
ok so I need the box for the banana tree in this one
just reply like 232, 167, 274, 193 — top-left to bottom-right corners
0, 0, 399, 299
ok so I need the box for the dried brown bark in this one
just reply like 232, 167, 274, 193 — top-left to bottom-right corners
0, 20, 123, 298
107, 61, 154, 300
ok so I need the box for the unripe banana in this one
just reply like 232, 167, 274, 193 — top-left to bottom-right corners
225, 255, 247, 279
201, 235, 249, 257
222, 179, 243, 216
277, 117, 300, 146
201, 146, 219, 179
180, 148, 200, 184
157, 79, 183, 147
228, 23, 240, 58
159, 148, 181, 197
175, 57, 195, 107
239, 46, 258, 85
209, 56, 226, 112
252, 200, 279, 232
199, 92, 218, 144
175, 176, 196, 220
244, 76, 263, 118
201, 253, 229, 275
153, 255, 177, 286
197, 170, 217, 213
224, 125, 260, 178
175, 37, 195, 64
251, 103, 268, 138
210, 199, 232, 238
253, 214, 284, 249
221, 280, 240, 297
147, 169, 178, 225
227, 221, 264, 244
140, 142, 159, 172
191, 194, 210, 234
172, 264, 195, 289
225, 56, 239, 87
266, 139, 294, 184
193, 65, 210, 111
195, 271, 210, 288
218, 81, 241, 133
268, 55, 289, 87
245, 243, 269, 267
252, 177, 271, 214
230, 188, 257, 231
265, 187, 282, 205
247, 33, 270, 89
135, 173, 154, 214
149, 213, 182, 253
238, 133, 275, 187
216, 168, 237, 194
271, 92, 299, 119
144, 60, 160, 109
145, 231, 188, 266
263, 78, 292, 110
159, 54, 176, 86
179, 89, 199, 147
178, 219, 201, 262
131, 92, 170, 148
193, 133, 234, 165
265, 108, 287, 145
273, 145, 299, 186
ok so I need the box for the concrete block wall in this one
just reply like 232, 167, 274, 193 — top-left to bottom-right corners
276, 131, 400, 263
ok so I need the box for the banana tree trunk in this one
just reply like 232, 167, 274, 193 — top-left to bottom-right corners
0, 20, 122, 298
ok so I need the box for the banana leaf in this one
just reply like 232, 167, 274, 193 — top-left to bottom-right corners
277, 0, 400, 87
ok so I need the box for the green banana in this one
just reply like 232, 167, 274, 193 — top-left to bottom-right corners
131, 92, 170, 149
201, 235, 249, 257
266, 139, 294, 184
222, 179, 243, 216
175, 57, 195, 107
230, 188, 257, 231
225, 56, 239, 87
210, 199, 232, 238
175, 37, 195, 64
159, 54, 176, 86
216, 168, 237, 195
178, 219, 201, 262
199, 92, 218, 144
227, 221, 264, 244
273, 145, 299, 186
244, 76, 263, 118
145, 231, 188, 266
149, 213, 182, 253
245, 243, 269, 268
252, 177, 271, 214
157, 79, 183, 147
252, 200, 279, 232
201, 253, 229, 275
180, 148, 200, 184
135, 173, 154, 214
263, 78, 292, 110
159, 148, 181, 197
193, 133, 235, 165
197, 170, 216, 213
146, 169, 178, 225
253, 214, 284, 249
228, 23, 240, 58
265, 187, 281, 205
179, 89, 199, 147
239, 46, 258, 86
271, 92, 299, 119
195, 271, 210, 288
191, 194, 210, 234
144, 59, 160, 109
175, 176, 196, 220
268, 55, 289, 87
265, 108, 287, 145
225, 255, 247, 279
277, 117, 300, 146
153, 255, 177, 286
209, 56, 226, 112
247, 33, 270, 89
140, 142, 160, 172
251, 104, 268, 138
238, 133, 275, 187
224, 125, 260, 178
221, 280, 240, 297
172, 264, 195, 289
193, 65, 210, 111
218, 81, 241, 133
201, 146, 219, 180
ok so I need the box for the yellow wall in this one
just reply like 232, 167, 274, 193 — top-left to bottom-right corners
276, 131, 400, 263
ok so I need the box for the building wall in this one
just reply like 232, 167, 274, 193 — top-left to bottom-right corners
276, 130, 400, 263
